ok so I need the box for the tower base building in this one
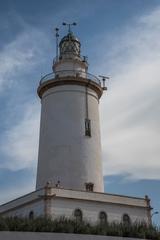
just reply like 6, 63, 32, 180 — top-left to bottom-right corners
0, 186, 151, 225
0, 25, 152, 225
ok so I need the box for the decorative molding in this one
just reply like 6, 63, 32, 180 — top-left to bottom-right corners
37, 76, 103, 99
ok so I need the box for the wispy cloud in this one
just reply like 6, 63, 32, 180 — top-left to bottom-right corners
0, 26, 50, 91
100, 6, 160, 180
0, 102, 40, 171
0, 17, 51, 172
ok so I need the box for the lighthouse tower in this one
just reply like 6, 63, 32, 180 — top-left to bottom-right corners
0, 24, 151, 225
36, 24, 105, 192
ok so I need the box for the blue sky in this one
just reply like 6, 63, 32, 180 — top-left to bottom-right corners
0, 0, 160, 224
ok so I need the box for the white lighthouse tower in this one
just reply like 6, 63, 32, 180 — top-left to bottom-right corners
0, 24, 151, 225
36, 23, 105, 192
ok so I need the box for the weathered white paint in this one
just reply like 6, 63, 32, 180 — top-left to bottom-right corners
36, 84, 104, 192
47, 188, 149, 223
0, 232, 149, 240
50, 198, 148, 223
53, 58, 87, 76
0, 188, 150, 224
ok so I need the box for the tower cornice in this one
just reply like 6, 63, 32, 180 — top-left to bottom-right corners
37, 76, 104, 99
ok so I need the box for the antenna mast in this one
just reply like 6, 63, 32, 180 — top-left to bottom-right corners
99, 75, 110, 90
55, 28, 59, 61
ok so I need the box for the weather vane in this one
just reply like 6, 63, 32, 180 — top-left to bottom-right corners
62, 22, 77, 33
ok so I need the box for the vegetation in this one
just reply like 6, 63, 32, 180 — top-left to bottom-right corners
0, 216, 160, 239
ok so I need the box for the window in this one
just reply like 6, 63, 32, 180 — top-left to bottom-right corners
74, 209, 83, 222
122, 214, 131, 225
85, 118, 91, 136
61, 41, 80, 56
85, 182, 94, 192
29, 211, 34, 220
99, 211, 107, 224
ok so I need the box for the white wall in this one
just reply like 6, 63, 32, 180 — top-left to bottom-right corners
1, 196, 148, 224
0, 188, 149, 224
54, 59, 87, 74
49, 197, 148, 224
36, 84, 104, 192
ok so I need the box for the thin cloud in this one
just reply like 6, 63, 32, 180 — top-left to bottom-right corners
100, 6, 160, 180
0, 102, 40, 171
0, 21, 51, 171
0, 27, 50, 91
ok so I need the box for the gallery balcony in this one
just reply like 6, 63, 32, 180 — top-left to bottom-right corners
38, 70, 104, 99
40, 70, 101, 86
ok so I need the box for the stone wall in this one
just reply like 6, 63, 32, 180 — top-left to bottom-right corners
0, 188, 149, 224
0, 232, 148, 240
50, 196, 148, 223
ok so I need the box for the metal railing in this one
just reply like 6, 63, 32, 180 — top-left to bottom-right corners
40, 70, 101, 86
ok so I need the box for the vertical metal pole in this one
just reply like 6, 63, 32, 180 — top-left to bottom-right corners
103, 78, 105, 88
55, 28, 59, 62
56, 34, 58, 61
85, 86, 89, 119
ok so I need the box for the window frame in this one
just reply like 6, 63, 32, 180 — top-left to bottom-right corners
122, 213, 131, 225
29, 210, 34, 220
85, 118, 91, 137
99, 211, 108, 224
74, 208, 83, 222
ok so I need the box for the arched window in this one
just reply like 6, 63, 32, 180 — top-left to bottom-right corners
99, 211, 107, 224
122, 214, 131, 225
29, 211, 34, 220
74, 209, 83, 222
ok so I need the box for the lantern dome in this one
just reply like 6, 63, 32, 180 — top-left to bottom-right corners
59, 32, 81, 59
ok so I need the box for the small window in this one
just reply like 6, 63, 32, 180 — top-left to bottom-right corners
55, 74, 59, 78
122, 214, 131, 225
85, 182, 94, 192
29, 211, 34, 220
99, 211, 107, 224
85, 118, 91, 137
74, 209, 83, 222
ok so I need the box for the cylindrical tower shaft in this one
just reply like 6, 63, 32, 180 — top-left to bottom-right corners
36, 29, 105, 192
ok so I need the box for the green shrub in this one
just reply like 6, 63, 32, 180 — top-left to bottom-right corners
0, 216, 160, 239
0, 217, 9, 231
